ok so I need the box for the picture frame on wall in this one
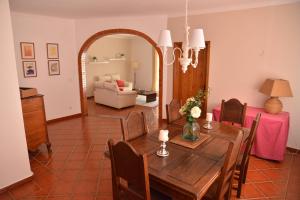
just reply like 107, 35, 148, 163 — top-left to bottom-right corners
20, 42, 35, 59
47, 43, 59, 59
48, 60, 60, 76
22, 61, 37, 78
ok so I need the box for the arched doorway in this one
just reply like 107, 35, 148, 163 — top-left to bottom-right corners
78, 29, 163, 120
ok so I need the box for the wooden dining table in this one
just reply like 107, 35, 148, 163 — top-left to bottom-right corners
129, 118, 249, 200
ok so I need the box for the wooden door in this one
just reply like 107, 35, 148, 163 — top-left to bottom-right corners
173, 41, 210, 118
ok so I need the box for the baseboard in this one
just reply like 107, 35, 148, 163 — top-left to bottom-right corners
287, 146, 300, 153
0, 175, 33, 194
47, 113, 82, 124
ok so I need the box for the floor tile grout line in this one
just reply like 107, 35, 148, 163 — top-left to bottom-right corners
44, 143, 92, 200
283, 151, 296, 200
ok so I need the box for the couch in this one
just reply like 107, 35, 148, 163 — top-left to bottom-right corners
94, 74, 137, 109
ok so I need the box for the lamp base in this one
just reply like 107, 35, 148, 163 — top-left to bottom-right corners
264, 97, 282, 114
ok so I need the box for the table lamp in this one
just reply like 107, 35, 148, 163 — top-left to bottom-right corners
259, 79, 293, 114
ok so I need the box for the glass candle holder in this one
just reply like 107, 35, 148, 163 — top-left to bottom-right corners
156, 130, 169, 157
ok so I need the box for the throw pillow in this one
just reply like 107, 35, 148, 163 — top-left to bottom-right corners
116, 79, 125, 87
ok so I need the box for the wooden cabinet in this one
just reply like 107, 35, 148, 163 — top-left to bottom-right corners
21, 95, 51, 152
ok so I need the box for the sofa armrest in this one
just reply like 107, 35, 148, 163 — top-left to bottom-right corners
124, 81, 133, 90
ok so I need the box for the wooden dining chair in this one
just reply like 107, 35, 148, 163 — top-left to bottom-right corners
203, 131, 244, 200
166, 99, 182, 124
121, 111, 149, 141
219, 98, 247, 126
236, 113, 261, 198
108, 139, 171, 200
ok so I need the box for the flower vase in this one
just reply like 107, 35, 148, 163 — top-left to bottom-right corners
182, 121, 200, 141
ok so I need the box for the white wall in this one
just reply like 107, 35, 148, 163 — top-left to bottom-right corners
130, 37, 154, 91
86, 37, 131, 97
11, 12, 80, 120
0, 0, 32, 189
168, 3, 300, 149
75, 15, 168, 117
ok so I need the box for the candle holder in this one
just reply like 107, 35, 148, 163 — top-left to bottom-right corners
203, 121, 213, 130
156, 141, 169, 157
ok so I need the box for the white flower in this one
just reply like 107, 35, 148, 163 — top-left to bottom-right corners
179, 106, 185, 115
187, 97, 195, 103
190, 106, 201, 118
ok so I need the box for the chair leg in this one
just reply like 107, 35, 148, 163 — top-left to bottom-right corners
243, 160, 250, 184
237, 174, 243, 198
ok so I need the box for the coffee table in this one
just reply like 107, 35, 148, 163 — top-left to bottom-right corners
136, 90, 157, 103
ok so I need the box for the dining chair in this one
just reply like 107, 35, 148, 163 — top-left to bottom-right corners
108, 139, 171, 200
121, 111, 149, 141
203, 130, 244, 200
219, 98, 247, 127
166, 99, 182, 124
236, 113, 261, 198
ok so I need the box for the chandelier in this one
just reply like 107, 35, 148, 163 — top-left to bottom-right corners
157, 0, 205, 73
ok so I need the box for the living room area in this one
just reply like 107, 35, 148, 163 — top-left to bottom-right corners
85, 33, 160, 115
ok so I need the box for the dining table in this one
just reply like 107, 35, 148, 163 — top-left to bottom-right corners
128, 118, 249, 200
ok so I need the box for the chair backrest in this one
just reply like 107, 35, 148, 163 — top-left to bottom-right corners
166, 99, 182, 124
240, 113, 261, 171
216, 131, 244, 200
219, 98, 247, 126
121, 111, 148, 141
108, 139, 151, 200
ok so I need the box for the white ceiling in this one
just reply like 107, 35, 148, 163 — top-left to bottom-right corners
9, 0, 299, 19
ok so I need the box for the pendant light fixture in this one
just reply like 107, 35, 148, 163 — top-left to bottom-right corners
157, 0, 205, 73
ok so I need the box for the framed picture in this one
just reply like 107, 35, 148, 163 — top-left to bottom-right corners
20, 42, 35, 59
48, 60, 60, 76
22, 61, 37, 78
47, 43, 59, 59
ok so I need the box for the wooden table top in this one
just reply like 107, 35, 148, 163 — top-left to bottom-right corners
129, 118, 248, 200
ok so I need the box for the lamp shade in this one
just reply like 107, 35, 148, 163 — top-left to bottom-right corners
157, 30, 173, 47
259, 79, 293, 97
131, 61, 140, 70
189, 28, 205, 49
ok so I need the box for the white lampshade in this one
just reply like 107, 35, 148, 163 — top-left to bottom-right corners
189, 28, 205, 49
131, 61, 140, 70
157, 30, 173, 47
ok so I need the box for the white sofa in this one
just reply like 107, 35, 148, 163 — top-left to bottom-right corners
93, 75, 137, 109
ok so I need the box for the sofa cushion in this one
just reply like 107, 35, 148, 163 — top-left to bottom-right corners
116, 80, 125, 87
99, 75, 111, 82
103, 81, 119, 92
111, 73, 121, 81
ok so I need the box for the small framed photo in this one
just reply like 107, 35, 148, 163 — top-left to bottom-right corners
47, 43, 59, 59
20, 42, 35, 59
48, 60, 60, 76
22, 61, 37, 78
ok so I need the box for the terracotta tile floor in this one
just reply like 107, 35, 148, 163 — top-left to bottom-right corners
1, 102, 299, 200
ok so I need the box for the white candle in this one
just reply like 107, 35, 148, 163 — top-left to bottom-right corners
206, 113, 213, 122
159, 130, 169, 142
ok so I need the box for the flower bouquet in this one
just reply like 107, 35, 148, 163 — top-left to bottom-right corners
179, 90, 207, 141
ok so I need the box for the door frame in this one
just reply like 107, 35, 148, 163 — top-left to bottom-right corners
77, 29, 163, 120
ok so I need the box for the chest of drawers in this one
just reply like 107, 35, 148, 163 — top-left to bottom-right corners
21, 95, 51, 152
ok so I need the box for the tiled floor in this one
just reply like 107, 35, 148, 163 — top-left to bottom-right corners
1, 101, 299, 200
